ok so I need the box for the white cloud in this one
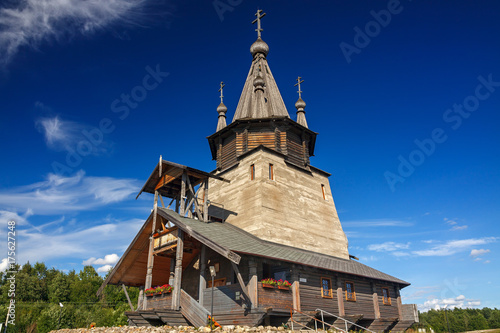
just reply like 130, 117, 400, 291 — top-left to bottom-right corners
0, 0, 149, 66
342, 219, 413, 227
451, 225, 468, 231
368, 242, 410, 252
470, 249, 490, 257
0, 258, 8, 272
83, 253, 119, 266
413, 237, 498, 257
0, 170, 140, 214
97, 265, 113, 273
419, 295, 481, 312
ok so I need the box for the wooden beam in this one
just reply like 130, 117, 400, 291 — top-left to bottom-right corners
143, 190, 158, 309
172, 229, 184, 310
248, 260, 258, 309
185, 175, 203, 219
159, 195, 165, 208
198, 245, 207, 305
180, 171, 187, 216
169, 258, 175, 286
292, 267, 300, 311
122, 284, 134, 311
372, 282, 380, 319
203, 180, 209, 222
336, 276, 345, 317
231, 262, 252, 309
137, 286, 144, 310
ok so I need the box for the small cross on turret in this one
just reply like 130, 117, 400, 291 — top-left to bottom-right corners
218, 81, 225, 103
252, 9, 266, 39
294, 76, 304, 98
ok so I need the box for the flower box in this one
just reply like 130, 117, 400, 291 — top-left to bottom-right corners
145, 293, 154, 297
278, 285, 290, 290
262, 283, 275, 289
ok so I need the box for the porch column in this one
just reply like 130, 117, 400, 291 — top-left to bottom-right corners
336, 276, 345, 317
172, 229, 184, 310
198, 244, 207, 305
396, 286, 403, 320
137, 286, 144, 310
372, 282, 380, 319
169, 258, 175, 286
292, 267, 301, 311
248, 260, 258, 309
143, 190, 159, 310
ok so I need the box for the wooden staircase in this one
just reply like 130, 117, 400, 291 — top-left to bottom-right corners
180, 289, 210, 327
125, 309, 188, 327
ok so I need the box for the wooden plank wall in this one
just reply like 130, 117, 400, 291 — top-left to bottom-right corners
299, 272, 339, 315
146, 292, 173, 310
202, 284, 244, 315
286, 132, 305, 166
257, 283, 293, 311
377, 284, 399, 319
342, 278, 375, 320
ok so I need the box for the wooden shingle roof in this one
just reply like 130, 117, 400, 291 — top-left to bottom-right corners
158, 208, 410, 287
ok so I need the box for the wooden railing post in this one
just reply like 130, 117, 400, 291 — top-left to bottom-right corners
248, 260, 258, 308
143, 190, 158, 310
198, 245, 207, 305
336, 276, 345, 317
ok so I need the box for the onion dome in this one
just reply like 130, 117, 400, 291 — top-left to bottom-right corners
295, 97, 306, 111
250, 38, 269, 58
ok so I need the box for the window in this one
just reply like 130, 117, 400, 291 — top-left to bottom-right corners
250, 164, 255, 180
382, 287, 391, 305
269, 164, 274, 180
321, 184, 326, 200
321, 277, 333, 298
345, 281, 356, 301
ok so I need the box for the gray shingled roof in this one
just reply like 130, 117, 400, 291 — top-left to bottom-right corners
158, 208, 410, 287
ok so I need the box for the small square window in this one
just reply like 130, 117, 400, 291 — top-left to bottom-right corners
345, 281, 356, 301
382, 287, 391, 305
321, 277, 332, 298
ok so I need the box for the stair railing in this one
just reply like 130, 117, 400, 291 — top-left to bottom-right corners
315, 308, 377, 333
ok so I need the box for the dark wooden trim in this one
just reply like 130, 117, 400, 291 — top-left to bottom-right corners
320, 276, 333, 298
345, 281, 356, 302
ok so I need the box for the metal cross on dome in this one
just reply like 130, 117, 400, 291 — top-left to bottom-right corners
294, 76, 304, 98
252, 9, 266, 39
218, 81, 225, 103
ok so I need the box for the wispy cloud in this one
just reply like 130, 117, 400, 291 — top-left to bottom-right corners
451, 225, 468, 231
368, 241, 411, 252
0, 170, 140, 214
0, 0, 149, 66
342, 219, 413, 227
35, 115, 112, 155
470, 249, 490, 257
413, 237, 498, 257
97, 265, 113, 273
11, 217, 143, 267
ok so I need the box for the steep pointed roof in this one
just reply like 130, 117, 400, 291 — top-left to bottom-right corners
232, 38, 290, 121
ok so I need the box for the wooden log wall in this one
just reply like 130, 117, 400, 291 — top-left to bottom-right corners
341, 278, 376, 320
286, 132, 305, 166
257, 283, 293, 312
220, 136, 237, 170
202, 284, 244, 315
377, 284, 400, 319
145, 292, 173, 310
298, 272, 339, 315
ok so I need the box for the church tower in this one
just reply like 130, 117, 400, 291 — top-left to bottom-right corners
207, 10, 349, 260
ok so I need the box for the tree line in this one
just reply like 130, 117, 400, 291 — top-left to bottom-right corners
415, 307, 500, 333
0, 262, 139, 333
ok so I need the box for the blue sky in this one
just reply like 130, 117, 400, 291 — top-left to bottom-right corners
0, 0, 499, 312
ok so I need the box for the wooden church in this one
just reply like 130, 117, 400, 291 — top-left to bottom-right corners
98, 10, 418, 332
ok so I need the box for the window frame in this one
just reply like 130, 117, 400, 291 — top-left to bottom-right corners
269, 163, 274, 180
250, 164, 255, 180
320, 277, 333, 298
321, 184, 326, 200
345, 281, 356, 302
382, 287, 391, 305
